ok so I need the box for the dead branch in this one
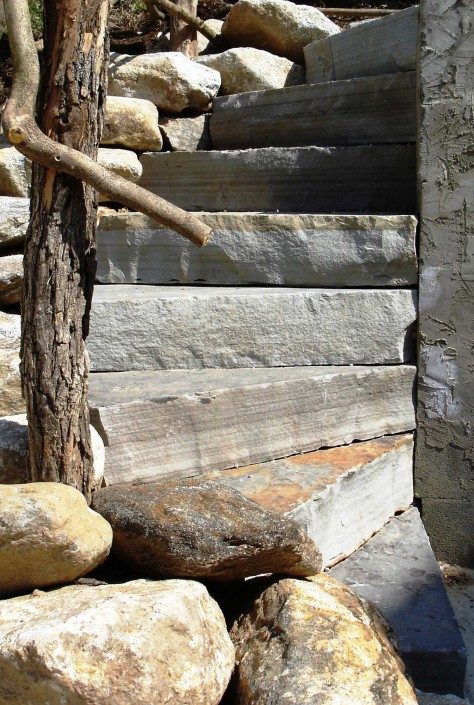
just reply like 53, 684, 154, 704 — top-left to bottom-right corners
151, 0, 228, 50
316, 7, 395, 18
2, 0, 211, 247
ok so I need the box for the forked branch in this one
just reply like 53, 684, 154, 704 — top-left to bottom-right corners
1, 0, 211, 247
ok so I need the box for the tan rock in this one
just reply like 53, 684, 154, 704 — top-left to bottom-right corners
108, 52, 221, 114
221, 0, 341, 63
231, 574, 418, 704
97, 148, 142, 202
0, 579, 235, 705
103, 96, 163, 151
0, 197, 29, 250
0, 253, 22, 305
0, 146, 29, 197
159, 114, 211, 152
0, 311, 23, 416
198, 47, 304, 95
0, 482, 112, 597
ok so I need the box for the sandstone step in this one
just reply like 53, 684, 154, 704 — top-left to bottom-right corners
330, 507, 466, 697
207, 433, 414, 569
88, 286, 417, 371
96, 211, 418, 287
89, 364, 416, 485
139, 145, 416, 214
211, 72, 416, 150
304, 6, 418, 83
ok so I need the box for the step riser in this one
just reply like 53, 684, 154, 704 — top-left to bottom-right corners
88, 287, 417, 371
89, 365, 416, 485
211, 434, 414, 569
211, 72, 416, 150
304, 6, 418, 83
139, 146, 417, 214
96, 212, 418, 287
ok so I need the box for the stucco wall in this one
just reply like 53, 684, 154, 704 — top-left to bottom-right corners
416, 0, 473, 566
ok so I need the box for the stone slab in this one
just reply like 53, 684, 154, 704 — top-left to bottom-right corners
0, 197, 29, 250
330, 508, 467, 696
96, 211, 418, 286
304, 5, 418, 83
159, 115, 211, 152
211, 72, 416, 149
88, 286, 417, 370
89, 364, 416, 485
139, 145, 417, 214
209, 433, 414, 568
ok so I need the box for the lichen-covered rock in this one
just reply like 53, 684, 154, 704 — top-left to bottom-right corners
0, 413, 105, 487
231, 574, 418, 704
0, 146, 30, 197
0, 197, 29, 250
0, 579, 234, 705
0, 483, 112, 596
103, 96, 163, 151
198, 47, 304, 95
160, 114, 211, 152
92, 478, 322, 581
221, 0, 340, 62
0, 253, 22, 305
0, 311, 22, 417
108, 52, 221, 114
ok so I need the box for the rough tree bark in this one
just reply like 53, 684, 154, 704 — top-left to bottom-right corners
170, 0, 198, 57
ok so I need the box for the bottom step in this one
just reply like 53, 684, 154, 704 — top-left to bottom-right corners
331, 508, 467, 696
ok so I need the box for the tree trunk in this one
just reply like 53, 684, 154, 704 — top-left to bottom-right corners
169, 0, 198, 57
21, 0, 109, 502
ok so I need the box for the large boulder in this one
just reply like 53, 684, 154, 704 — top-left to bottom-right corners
160, 114, 211, 152
230, 574, 418, 705
221, 0, 341, 63
0, 146, 30, 197
0, 482, 112, 597
103, 96, 163, 151
0, 413, 105, 487
198, 47, 304, 95
108, 52, 221, 114
0, 197, 29, 250
0, 579, 234, 705
0, 253, 22, 305
0, 311, 22, 416
91, 478, 322, 581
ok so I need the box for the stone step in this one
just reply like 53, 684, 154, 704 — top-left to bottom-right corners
96, 211, 418, 287
304, 5, 418, 83
211, 72, 416, 150
330, 507, 466, 697
207, 433, 414, 569
139, 145, 416, 214
88, 286, 417, 371
89, 364, 416, 485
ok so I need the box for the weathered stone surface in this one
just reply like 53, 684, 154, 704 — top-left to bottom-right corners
0, 579, 234, 705
0, 197, 29, 249
96, 211, 418, 286
0, 311, 22, 417
159, 114, 211, 152
0, 253, 22, 305
88, 286, 417, 370
97, 147, 142, 183
92, 478, 322, 581
331, 508, 467, 696
198, 48, 304, 94
103, 96, 163, 151
0, 146, 29, 197
108, 52, 221, 114
0, 414, 105, 487
89, 365, 417, 485
0, 483, 112, 597
139, 145, 417, 214
304, 5, 418, 83
211, 71, 416, 149
230, 574, 418, 704
221, 0, 340, 62
416, 694, 470, 705
212, 434, 414, 568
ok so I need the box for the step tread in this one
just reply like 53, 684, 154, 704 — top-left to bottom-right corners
211, 71, 416, 149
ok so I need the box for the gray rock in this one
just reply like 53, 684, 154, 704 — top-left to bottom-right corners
95, 211, 418, 286
416, 693, 470, 705
0, 146, 30, 197
330, 508, 467, 696
0, 253, 22, 305
198, 48, 304, 95
159, 114, 211, 152
88, 286, 417, 370
88, 365, 417, 485
0, 197, 29, 250
91, 478, 322, 581
103, 96, 163, 151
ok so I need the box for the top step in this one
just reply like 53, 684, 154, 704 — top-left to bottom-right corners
304, 6, 419, 84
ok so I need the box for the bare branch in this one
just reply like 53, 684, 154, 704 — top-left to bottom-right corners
152, 0, 228, 50
2, 0, 211, 248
